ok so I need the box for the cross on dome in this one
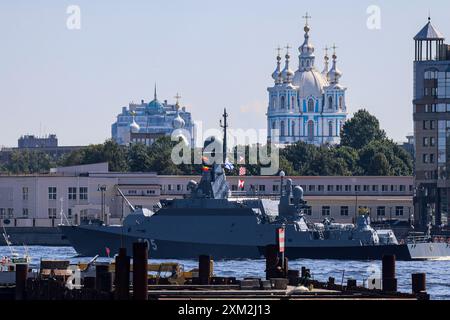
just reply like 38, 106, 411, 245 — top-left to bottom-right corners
276, 46, 282, 57
303, 12, 311, 26
332, 44, 338, 53
285, 44, 292, 55
174, 93, 181, 103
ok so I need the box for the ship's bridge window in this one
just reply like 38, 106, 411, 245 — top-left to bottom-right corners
395, 206, 404, 216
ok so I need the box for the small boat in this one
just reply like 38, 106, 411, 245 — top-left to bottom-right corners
0, 228, 33, 285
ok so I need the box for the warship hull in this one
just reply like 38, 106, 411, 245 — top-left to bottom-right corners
59, 225, 450, 261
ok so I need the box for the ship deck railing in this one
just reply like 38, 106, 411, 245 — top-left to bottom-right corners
406, 235, 432, 244
229, 192, 280, 200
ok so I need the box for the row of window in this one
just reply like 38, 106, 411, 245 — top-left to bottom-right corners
424, 70, 438, 80
273, 96, 344, 111
423, 137, 436, 147
162, 185, 184, 192
423, 154, 436, 164
303, 206, 406, 217
424, 87, 438, 98
423, 170, 438, 181
272, 120, 344, 140
230, 184, 412, 193
47, 187, 88, 201
423, 120, 436, 130
0, 205, 409, 220
423, 104, 450, 113
0, 208, 14, 219
127, 189, 156, 195
0, 208, 31, 219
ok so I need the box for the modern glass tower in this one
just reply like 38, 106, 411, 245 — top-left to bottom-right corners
413, 17, 450, 229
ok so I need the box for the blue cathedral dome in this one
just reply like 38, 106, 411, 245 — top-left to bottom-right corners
146, 98, 165, 115
145, 85, 165, 115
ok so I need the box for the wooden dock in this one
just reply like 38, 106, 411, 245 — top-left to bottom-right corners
0, 243, 430, 301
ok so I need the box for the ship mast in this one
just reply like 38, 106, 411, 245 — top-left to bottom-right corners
220, 108, 228, 164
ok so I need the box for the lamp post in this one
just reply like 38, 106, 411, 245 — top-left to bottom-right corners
279, 171, 286, 198
389, 207, 393, 224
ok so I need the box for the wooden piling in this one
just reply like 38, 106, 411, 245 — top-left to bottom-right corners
115, 248, 131, 300
347, 279, 357, 290
133, 241, 148, 300
382, 255, 397, 292
15, 264, 28, 301
287, 270, 300, 286
412, 273, 426, 294
96, 264, 112, 293
265, 245, 279, 280
283, 258, 289, 278
84, 277, 96, 289
199, 255, 212, 285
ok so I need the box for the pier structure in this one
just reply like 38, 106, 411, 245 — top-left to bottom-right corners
0, 241, 430, 301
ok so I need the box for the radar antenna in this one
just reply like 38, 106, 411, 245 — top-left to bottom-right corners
219, 108, 228, 164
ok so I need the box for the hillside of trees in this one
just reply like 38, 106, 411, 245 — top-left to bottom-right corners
0, 110, 413, 176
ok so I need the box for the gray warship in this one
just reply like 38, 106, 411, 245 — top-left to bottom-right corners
60, 111, 450, 261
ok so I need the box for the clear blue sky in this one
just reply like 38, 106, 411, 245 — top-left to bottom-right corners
0, 0, 447, 147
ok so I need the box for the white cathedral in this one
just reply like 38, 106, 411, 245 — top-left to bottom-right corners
267, 16, 348, 146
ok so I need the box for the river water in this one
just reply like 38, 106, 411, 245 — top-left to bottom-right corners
1, 246, 449, 300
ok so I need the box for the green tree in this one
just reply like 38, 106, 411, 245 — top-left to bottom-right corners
341, 109, 386, 149
281, 142, 319, 174
147, 136, 183, 175
368, 153, 390, 176
102, 139, 128, 172
6, 150, 52, 174
60, 140, 128, 172
358, 140, 412, 176
58, 149, 85, 167
128, 143, 152, 172
333, 146, 360, 175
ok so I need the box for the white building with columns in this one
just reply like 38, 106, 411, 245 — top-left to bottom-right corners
267, 16, 348, 146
